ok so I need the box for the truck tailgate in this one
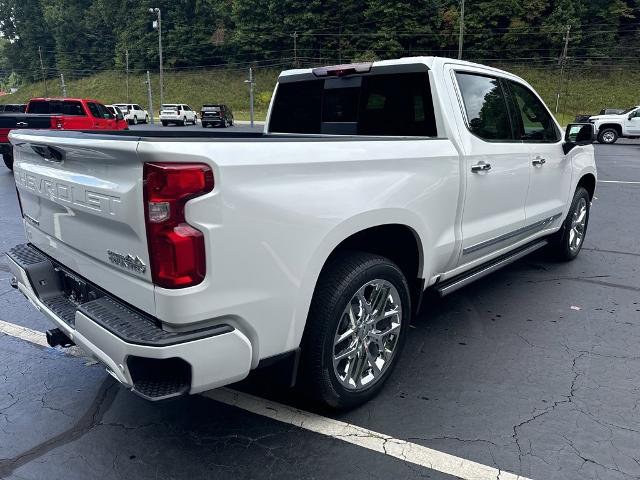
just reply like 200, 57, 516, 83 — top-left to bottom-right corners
10, 130, 155, 313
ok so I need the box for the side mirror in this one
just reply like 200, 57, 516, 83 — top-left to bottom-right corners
563, 123, 595, 154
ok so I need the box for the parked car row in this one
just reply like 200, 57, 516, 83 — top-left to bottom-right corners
157, 103, 234, 128
1, 97, 129, 170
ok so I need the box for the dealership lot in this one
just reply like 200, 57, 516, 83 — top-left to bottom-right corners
0, 140, 639, 480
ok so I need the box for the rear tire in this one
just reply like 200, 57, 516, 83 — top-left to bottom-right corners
133, 116, 138, 125
182, 117, 187, 126
300, 252, 410, 410
548, 187, 590, 261
3, 153, 13, 171
598, 128, 618, 144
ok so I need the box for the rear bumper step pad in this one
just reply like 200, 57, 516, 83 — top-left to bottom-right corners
6, 243, 253, 400
7, 244, 232, 347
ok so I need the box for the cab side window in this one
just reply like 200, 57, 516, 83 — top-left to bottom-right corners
87, 102, 101, 118
455, 72, 513, 141
506, 80, 560, 142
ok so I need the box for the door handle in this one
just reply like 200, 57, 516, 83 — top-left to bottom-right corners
16, 122, 28, 127
532, 157, 546, 166
471, 162, 492, 173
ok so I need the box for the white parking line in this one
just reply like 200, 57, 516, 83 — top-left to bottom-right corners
598, 180, 640, 185
0, 320, 532, 480
0, 319, 49, 348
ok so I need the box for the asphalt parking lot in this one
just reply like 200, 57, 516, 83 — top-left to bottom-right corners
0, 139, 639, 480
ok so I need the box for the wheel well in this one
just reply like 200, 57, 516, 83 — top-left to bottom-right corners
577, 173, 596, 200
599, 123, 622, 136
325, 224, 423, 313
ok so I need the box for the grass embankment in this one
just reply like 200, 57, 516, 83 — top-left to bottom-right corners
1, 66, 637, 124
0, 69, 280, 121
507, 66, 640, 125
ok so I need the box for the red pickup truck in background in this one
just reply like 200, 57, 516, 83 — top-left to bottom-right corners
1, 98, 128, 171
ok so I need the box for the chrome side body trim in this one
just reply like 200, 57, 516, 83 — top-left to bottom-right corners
438, 240, 548, 296
463, 213, 562, 255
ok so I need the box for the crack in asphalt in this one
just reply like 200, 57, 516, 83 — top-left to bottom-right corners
0, 378, 117, 477
563, 434, 638, 478
526, 274, 640, 293
511, 352, 586, 471
582, 247, 640, 258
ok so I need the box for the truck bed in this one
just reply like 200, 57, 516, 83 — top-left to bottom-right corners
67, 129, 433, 142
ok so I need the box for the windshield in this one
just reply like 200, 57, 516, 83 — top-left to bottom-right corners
202, 106, 221, 112
621, 106, 638, 114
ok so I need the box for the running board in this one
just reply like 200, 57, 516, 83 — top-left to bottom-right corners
436, 240, 548, 297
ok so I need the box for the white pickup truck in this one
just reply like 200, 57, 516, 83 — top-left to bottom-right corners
589, 105, 640, 144
6, 57, 596, 409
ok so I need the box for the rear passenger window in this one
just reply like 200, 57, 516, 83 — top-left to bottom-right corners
269, 71, 437, 136
60, 101, 85, 116
455, 73, 513, 141
87, 102, 101, 118
506, 81, 560, 142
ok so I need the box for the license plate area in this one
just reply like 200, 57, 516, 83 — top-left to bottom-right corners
56, 267, 104, 305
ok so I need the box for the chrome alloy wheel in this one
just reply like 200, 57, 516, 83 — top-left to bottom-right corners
332, 279, 402, 391
602, 131, 616, 143
569, 197, 587, 253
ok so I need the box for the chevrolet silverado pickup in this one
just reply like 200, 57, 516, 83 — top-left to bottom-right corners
6, 57, 597, 409
589, 105, 640, 143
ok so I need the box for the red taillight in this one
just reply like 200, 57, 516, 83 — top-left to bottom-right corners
143, 163, 214, 288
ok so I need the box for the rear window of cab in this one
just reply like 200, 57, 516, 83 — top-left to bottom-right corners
269, 72, 437, 137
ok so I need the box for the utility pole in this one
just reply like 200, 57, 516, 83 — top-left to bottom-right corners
554, 25, 571, 114
60, 74, 67, 98
244, 67, 255, 128
125, 48, 130, 102
38, 46, 48, 96
338, 24, 342, 64
458, 0, 465, 60
145, 70, 154, 125
292, 31, 299, 67
149, 8, 164, 107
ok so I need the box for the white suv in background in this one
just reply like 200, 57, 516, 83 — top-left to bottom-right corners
160, 104, 197, 126
113, 103, 149, 125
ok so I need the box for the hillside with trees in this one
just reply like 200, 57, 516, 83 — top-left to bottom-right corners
0, 1, 638, 120
0, 0, 638, 80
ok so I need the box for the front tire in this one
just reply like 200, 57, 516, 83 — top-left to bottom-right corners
161, 121, 168, 127
182, 117, 187, 126
548, 187, 590, 261
3, 153, 13, 171
145, 115, 149, 124
598, 127, 618, 144
301, 252, 410, 409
